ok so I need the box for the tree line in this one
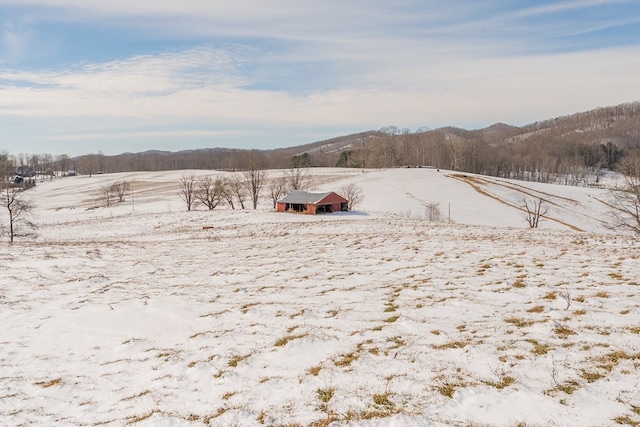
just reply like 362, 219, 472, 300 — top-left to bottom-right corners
175, 167, 317, 212
4, 102, 640, 188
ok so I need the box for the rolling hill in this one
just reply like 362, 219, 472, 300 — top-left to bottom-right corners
1, 168, 638, 427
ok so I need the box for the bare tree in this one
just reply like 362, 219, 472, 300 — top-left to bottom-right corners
221, 186, 235, 209
611, 151, 640, 235
227, 176, 247, 209
268, 175, 287, 209
340, 183, 364, 211
102, 181, 129, 207
111, 181, 130, 203
522, 196, 548, 228
57, 154, 69, 177
178, 174, 197, 211
102, 184, 113, 207
285, 167, 309, 191
424, 202, 442, 222
0, 151, 12, 184
1, 184, 34, 243
244, 168, 265, 209
561, 289, 572, 310
195, 176, 225, 210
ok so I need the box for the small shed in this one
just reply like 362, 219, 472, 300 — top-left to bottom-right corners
277, 191, 348, 214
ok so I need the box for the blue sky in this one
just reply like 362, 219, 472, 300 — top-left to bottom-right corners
1, 0, 640, 156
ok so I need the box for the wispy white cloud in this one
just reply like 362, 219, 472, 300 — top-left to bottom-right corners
0, 0, 639, 154
510, 0, 631, 18
1, 20, 33, 63
2, 43, 639, 128
0, 46, 251, 117
43, 128, 246, 141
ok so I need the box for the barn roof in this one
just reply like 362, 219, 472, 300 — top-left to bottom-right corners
278, 191, 336, 204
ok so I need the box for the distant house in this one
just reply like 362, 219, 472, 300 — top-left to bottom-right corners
15, 166, 34, 178
277, 191, 348, 214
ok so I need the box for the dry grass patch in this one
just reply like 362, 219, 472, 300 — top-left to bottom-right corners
484, 375, 516, 389
580, 371, 604, 383
126, 410, 158, 424
290, 309, 305, 319
477, 263, 491, 275
386, 336, 406, 352
228, 353, 251, 367
308, 365, 322, 376
438, 382, 457, 398
555, 380, 581, 395
316, 387, 336, 413
513, 277, 527, 288
613, 414, 640, 426
343, 409, 398, 421
527, 305, 545, 313
34, 378, 63, 388
241, 302, 260, 313
221, 391, 237, 400
526, 339, 553, 355
584, 324, 613, 335
316, 387, 335, 403
542, 291, 558, 300
334, 352, 360, 367
372, 392, 395, 409
505, 317, 535, 328
554, 325, 577, 337
274, 334, 306, 347
202, 408, 228, 423
121, 390, 150, 401
432, 340, 470, 350
594, 350, 640, 372
188, 353, 217, 368
156, 349, 181, 360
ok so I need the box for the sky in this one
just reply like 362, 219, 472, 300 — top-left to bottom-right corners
1, 1, 640, 156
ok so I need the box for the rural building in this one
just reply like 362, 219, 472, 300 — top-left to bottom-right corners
15, 166, 35, 177
277, 191, 348, 214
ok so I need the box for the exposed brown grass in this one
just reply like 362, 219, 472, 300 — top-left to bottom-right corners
34, 378, 63, 388
228, 354, 251, 367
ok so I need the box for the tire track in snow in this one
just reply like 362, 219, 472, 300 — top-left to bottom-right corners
449, 174, 584, 231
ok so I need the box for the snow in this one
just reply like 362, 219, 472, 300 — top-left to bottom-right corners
1, 168, 639, 426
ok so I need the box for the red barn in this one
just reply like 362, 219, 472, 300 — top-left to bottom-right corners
277, 191, 349, 214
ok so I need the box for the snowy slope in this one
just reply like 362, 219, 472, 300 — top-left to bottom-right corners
1, 168, 639, 427
326, 168, 614, 232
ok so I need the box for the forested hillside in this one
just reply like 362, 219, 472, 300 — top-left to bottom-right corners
3, 102, 640, 185
334, 102, 640, 185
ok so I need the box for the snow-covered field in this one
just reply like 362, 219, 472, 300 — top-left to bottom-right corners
1, 168, 639, 426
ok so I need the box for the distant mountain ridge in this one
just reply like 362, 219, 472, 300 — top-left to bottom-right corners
71, 101, 640, 174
